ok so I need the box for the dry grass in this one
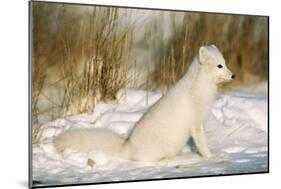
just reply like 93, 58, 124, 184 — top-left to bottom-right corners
32, 2, 132, 141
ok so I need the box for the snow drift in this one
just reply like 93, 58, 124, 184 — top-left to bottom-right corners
32, 89, 268, 186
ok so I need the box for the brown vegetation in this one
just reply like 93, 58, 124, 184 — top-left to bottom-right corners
32, 2, 132, 140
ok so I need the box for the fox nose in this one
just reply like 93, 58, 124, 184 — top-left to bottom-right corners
231, 75, 235, 79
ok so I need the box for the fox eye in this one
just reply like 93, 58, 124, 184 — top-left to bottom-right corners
217, 64, 223, 69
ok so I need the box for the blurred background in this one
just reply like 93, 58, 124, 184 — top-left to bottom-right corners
31, 2, 268, 142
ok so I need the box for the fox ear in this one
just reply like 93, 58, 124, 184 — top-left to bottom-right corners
199, 46, 209, 63
211, 44, 217, 49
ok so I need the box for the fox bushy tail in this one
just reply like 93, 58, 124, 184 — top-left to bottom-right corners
54, 128, 131, 159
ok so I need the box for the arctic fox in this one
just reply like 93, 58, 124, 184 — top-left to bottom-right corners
54, 45, 234, 162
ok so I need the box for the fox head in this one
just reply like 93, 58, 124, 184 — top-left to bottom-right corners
198, 45, 235, 84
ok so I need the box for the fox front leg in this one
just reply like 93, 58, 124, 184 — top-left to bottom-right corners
191, 124, 212, 158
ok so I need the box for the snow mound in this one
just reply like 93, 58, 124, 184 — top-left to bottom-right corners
212, 92, 268, 133
33, 89, 268, 187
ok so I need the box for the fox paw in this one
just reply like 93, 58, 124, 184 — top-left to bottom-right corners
210, 155, 227, 163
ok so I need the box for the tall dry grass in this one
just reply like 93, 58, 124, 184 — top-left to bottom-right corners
32, 2, 132, 142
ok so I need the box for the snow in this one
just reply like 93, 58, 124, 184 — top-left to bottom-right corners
32, 89, 268, 187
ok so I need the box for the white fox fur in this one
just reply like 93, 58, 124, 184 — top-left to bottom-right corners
54, 45, 234, 162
